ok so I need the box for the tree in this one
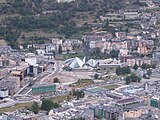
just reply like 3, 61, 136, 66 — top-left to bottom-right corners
137, 77, 141, 82
147, 69, 152, 77
41, 99, 60, 111
94, 73, 99, 79
110, 50, 119, 58
31, 102, 39, 114
116, 66, 122, 75
121, 66, 131, 75
125, 76, 131, 85
58, 44, 62, 54
53, 77, 60, 83
141, 63, 147, 69
79, 90, 85, 98
130, 73, 137, 82
141, 63, 151, 69
73, 90, 85, 100
133, 63, 138, 70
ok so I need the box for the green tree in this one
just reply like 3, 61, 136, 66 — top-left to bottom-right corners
125, 76, 131, 85
147, 69, 152, 77
130, 73, 137, 82
121, 66, 131, 75
31, 102, 39, 114
58, 44, 62, 54
133, 63, 138, 70
53, 77, 60, 83
73, 90, 85, 100
94, 73, 99, 79
110, 50, 119, 58
116, 66, 122, 75
137, 76, 141, 82
141, 63, 147, 69
141, 63, 151, 69
41, 99, 60, 111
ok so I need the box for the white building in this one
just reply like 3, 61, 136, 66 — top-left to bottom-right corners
0, 89, 8, 98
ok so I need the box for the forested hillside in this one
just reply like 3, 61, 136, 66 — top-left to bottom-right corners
0, 0, 139, 48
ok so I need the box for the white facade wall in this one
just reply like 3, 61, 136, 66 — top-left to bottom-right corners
0, 89, 9, 98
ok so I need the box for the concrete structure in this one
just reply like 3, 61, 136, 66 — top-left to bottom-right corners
124, 109, 143, 119
0, 67, 8, 79
0, 88, 8, 98
2, 110, 40, 120
0, 77, 20, 95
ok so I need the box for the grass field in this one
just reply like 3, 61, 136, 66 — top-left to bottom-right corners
102, 84, 120, 90
50, 94, 74, 103
0, 102, 33, 113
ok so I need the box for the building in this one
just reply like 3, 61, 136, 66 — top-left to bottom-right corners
126, 58, 152, 67
2, 110, 40, 120
124, 12, 139, 19
11, 70, 25, 87
82, 109, 94, 120
137, 42, 148, 55
0, 77, 20, 95
0, 88, 8, 98
150, 97, 160, 109
0, 46, 11, 54
32, 83, 56, 94
0, 67, 8, 79
89, 105, 123, 120
0, 56, 9, 67
124, 108, 143, 119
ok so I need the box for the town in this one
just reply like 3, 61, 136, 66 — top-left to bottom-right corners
0, 0, 160, 120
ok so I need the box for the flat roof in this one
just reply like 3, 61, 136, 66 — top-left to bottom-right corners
11, 71, 22, 75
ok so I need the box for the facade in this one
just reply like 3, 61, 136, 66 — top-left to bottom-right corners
11, 70, 25, 87
0, 88, 8, 98
32, 84, 56, 94
124, 109, 143, 119
0, 68, 8, 79
90, 105, 123, 120
0, 77, 20, 95
150, 97, 160, 109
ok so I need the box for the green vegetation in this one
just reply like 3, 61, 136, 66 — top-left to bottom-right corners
73, 90, 85, 100
41, 99, 60, 112
63, 51, 85, 60
30, 102, 39, 114
90, 49, 119, 59
125, 73, 141, 85
0, 0, 133, 48
0, 102, 33, 113
50, 93, 74, 103
116, 66, 131, 75
53, 77, 60, 83
141, 63, 155, 70
147, 69, 152, 76
110, 50, 120, 59
102, 84, 120, 90
70, 79, 94, 88
133, 63, 138, 70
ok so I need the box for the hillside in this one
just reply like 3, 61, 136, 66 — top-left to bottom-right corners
0, 0, 142, 48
